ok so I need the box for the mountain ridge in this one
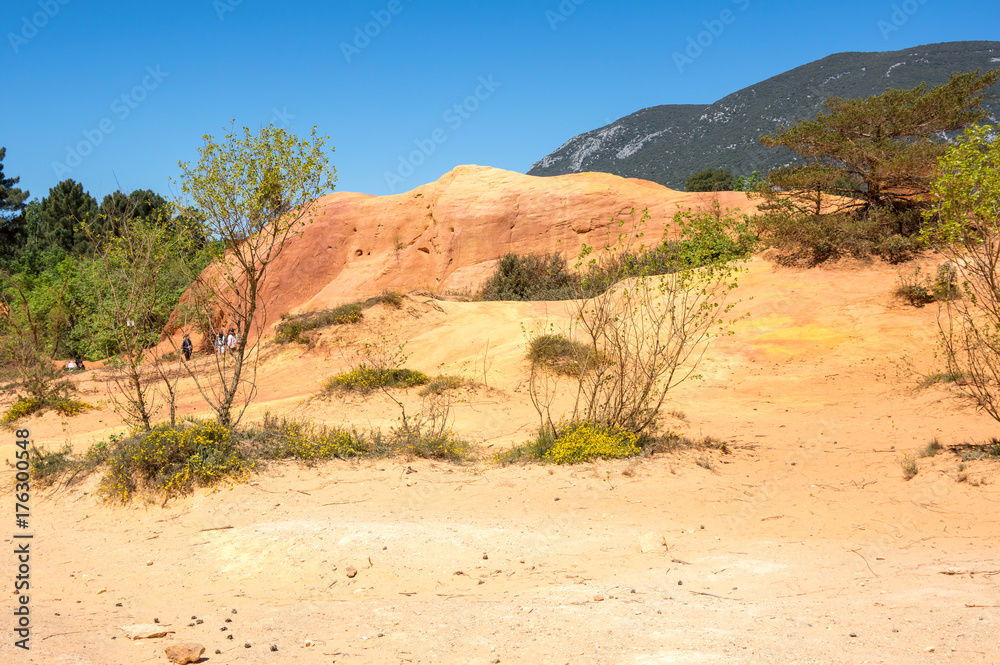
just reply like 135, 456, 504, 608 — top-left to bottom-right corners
528, 41, 1000, 189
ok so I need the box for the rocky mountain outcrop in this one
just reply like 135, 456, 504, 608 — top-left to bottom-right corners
528, 41, 1000, 189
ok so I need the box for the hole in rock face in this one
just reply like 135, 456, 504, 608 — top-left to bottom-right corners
355, 249, 363, 257
417, 247, 430, 254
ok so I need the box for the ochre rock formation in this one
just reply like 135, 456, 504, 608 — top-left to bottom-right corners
180, 165, 760, 337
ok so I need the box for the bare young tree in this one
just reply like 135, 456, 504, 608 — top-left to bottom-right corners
84, 195, 191, 429
175, 123, 336, 427
527, 204, 748, 436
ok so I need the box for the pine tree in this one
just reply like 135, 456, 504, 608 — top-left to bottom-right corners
39, 179, 98, 256
0, 147, 30, 264
761, 69, 1000, 213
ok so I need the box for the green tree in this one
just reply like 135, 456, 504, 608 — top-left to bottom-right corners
39, 179, 98, 256
685, 168, 734, 192
175, 123, 337, 427
0, 147, 30, 265
923, 124, 1000, 423
761, 69, 1000, 213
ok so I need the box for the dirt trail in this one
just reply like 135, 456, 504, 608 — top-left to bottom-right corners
3, 257, 1000, 664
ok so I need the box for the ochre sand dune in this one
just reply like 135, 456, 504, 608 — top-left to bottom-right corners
2, 175, 999, 663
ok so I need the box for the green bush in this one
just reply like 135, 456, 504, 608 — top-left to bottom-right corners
323, 366, 430, 394
1, 396, 92, 424
479, 253, 578, 301
527, 334, 601, 376
686, 168, 734, 192
754, 206, 924, 266
419, 375, 466, 396
244, 413, 369, 462
274, 302, 364, 344
363, 290, 404, 309
29, 443, 75, 485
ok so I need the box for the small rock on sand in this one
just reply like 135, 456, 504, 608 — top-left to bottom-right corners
346, 565, 358, 578
639, 532, 667, 553
164, 642, 205, 664
120, 624, 174, 640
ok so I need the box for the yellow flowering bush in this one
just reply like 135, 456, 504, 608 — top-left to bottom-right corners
545, 422, 641, 464
324, 366, 430, 394
98, 421, 252, 503
2, 397, 94, 423
252, 413, 369, 462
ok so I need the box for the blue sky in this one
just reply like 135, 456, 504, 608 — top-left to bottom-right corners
2, 0, 998, 203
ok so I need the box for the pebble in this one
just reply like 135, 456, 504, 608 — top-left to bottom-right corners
244, 642, 252, 648
849, 632, 857, 638
593, 595, 605, 602
271, 645, 278, 651
346, 566, 358, 578
483, 552, 489, 560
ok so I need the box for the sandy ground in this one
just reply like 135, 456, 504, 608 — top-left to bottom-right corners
3, 256, 1000, 665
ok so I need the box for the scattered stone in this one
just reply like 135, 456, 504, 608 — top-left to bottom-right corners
593, 595, 605, 602
191, 616, 196, 620
225, 618, 232, 623
304, 639, 315, 647
346, 566, 358, 578
677, 581, 683, 586
146, 560, 153, 566
491, 659, 501, 664
892, 628, 899, 633
554, 497, 560, 501
221, 627, 227, 632
377, 633, 384, 637
120, 624, 174, 640
482, 552, 489, 560
214, 649, 221, 655
244, 642, 252, 648
97, 588, 107, 595
227, 634, 234, 640
454, 571, 465, 576
849, 632, 857, 638
270, 644, 278, 651
195, 619, 203, 625
164, 642, 205, 665
231, 609, 238, 614
153, 618, 160, 624
115, 603, 122, 607
639, 532, 667, 553
925, 647, 936, 653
